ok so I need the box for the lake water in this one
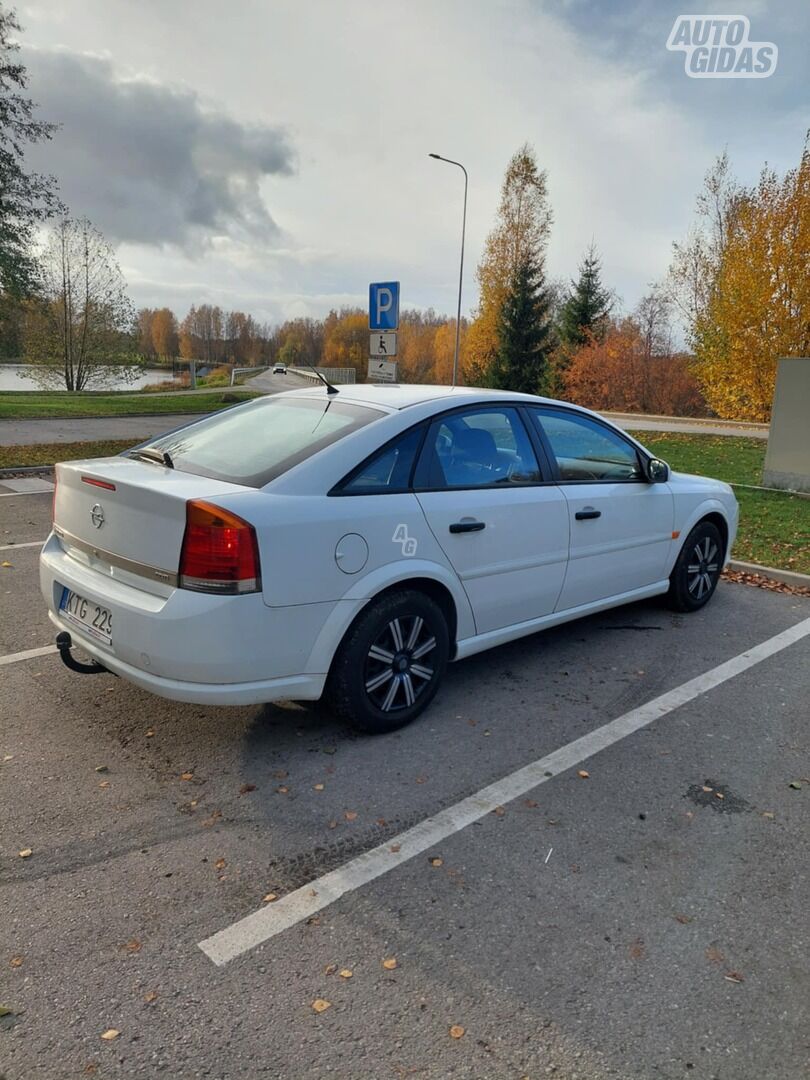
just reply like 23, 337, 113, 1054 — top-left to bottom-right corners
0, 364, 179, 392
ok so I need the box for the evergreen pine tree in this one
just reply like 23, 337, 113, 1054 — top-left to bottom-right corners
558, 244, 612, 348
490, 254, 552, 395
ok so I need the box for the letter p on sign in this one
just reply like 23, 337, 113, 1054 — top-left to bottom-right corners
369, 281, 400, 331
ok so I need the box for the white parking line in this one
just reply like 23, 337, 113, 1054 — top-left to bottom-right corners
198, 615, 810, 967
0, 645, 58, 667
0, 540, 44, 552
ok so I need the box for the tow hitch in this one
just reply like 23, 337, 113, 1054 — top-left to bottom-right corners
55, 631, 113, 675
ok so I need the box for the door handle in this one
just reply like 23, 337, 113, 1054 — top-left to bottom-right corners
449, 520, 486, 533
575, 508, 601, 520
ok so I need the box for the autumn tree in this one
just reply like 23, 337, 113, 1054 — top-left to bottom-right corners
465, 144, 552, 385
322, 310, 367, 377
23, 217, 138, 390
151, 307, 178, 359
669, 144, 810, 420
0, 7, 61, 297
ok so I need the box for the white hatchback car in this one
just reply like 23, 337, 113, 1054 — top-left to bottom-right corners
41, 385, 738, 732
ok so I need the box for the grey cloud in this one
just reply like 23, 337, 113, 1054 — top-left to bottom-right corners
24, 48, 295, 248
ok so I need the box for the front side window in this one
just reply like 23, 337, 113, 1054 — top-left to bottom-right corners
149, 396, 382, 487
416, 407, 542, 489
531, 409, 643, 482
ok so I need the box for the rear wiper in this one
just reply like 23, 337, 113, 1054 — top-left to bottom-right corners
129, 447, 174, 469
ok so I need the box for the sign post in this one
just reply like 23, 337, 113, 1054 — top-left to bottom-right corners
369, 282, 400, 382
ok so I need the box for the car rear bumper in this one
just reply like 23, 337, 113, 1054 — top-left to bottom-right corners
47, 611, 325, 704
40, 532, 332, 704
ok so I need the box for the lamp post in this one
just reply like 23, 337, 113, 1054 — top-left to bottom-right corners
429, 153, 467, 387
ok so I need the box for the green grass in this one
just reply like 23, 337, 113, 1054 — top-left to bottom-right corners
0, 439, 138, 469
0, 389, 260, 420
2, 430, 807, 575
635, 431, 809, 575
633, 431, 765, 486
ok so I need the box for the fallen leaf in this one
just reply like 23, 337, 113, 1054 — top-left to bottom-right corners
1, 560, 12, 568
449, 1025, 465, 1039
311, 998, 331, 1013
339, 969, 353, 979
313, 784, 325, 791
761, 811, 775, 819
18, 849, 32, 859
382, 957, 397, 970
376, 818, 387, 826
674, 914, 692, 924
702, 785, 713, 793
215, 858, 226, 870
308, 889, 317, 897
524, 799, 539, 808
629, 939, 645, 959
389, 843, 401, 853
344, 810, 358, 821
429, 857, 443, 867
201, 809, 221, 827
239, 783, 256, 795
328, 820, 338, 829
715, 792, 725, 800
324, 964, 337, 975
577, 770, 590, 779
274, 769, 288, 779
100, 1029, 120, 1041
180, 772, 194, 781
277, 786, 289, 794
123, 939, 141, 954
263, 893, 278, 903
0, 1006, 15, 1017
145, 728, 154, 737
94, 765, 108, 773
98, 780, 110, 789
724, 971, 745, 983
10, 956, 23, 968
789, 781, 802, 790
415, 776, 426, 784
143, 991, 158, 1003
493, 806, 505, 817
705, 946, 725, 964
2, 755, 12, 762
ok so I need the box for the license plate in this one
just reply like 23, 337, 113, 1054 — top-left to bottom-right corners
59, 588, 113, 644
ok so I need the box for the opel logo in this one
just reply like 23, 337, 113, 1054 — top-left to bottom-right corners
90, 503, 105, 529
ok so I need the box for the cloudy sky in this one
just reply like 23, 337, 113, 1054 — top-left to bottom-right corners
18, 0, 809, 326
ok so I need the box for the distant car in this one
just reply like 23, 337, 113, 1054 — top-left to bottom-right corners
41, 386, 738, 733
273, 364, 287, 374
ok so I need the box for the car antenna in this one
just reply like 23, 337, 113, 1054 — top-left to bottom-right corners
299, 357, 338, 394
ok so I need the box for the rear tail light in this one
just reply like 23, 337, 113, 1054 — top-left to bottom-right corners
179, 500, 261, 594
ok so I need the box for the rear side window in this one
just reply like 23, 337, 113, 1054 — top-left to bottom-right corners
149, 397, 381, 487
337, 425, 424, 494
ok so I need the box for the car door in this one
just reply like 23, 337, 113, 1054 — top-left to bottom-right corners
413, 405, 570, 634
528, 407, 674, 611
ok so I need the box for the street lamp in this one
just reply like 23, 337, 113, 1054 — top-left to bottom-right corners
429, 153, 467, 387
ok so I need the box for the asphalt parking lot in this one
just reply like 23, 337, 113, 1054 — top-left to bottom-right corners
2, 487, 809, 1080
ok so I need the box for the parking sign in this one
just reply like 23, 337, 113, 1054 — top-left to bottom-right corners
369, 282, 400, 331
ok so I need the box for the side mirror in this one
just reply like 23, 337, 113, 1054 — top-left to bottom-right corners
646, 457, 669, 483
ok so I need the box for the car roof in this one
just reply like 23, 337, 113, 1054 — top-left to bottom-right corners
280, 383, 566, 411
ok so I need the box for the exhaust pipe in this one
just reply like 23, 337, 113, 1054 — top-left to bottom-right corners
55, 631, 111, 675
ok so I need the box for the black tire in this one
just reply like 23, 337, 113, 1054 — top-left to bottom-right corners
326, 589, 450, 734
667, 520, 724, 612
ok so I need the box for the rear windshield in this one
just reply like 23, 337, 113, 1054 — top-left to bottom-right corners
146, 396, 382, 487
